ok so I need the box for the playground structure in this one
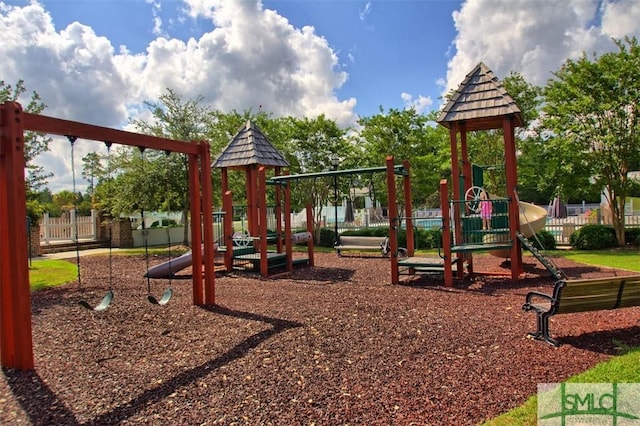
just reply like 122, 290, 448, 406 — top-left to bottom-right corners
213, 120, 315, 277
270, 161, 410, 261
0, 101, 216, 370
384, 63, 565, 286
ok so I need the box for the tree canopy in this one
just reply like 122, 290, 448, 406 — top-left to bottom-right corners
542, 37, 640, 244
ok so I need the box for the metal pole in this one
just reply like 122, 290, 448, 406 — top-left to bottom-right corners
333, 171, 338, 245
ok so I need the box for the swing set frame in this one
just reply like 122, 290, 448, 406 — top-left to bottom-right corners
0, 101, 216, 370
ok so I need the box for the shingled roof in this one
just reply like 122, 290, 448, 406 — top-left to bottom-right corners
213, 120, 289, 169
437, 62, 524, 131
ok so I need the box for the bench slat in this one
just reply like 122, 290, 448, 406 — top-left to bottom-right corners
557, 295, 620, 313
523, 274, 640, 346
335, 236, 387, 255
619, 284, 640, 308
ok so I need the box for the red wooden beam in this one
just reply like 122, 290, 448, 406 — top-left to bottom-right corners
0, 102, 34, 370
200, 142, 215, 305
503, 116, 523, 279
258, 166, 269, 277
403, 160, 414, 256
223, 191, 234, 272
283, 173, 293, 270
440, 179, 453, 287
22, 112, 201, 155
188, 154, 203, 305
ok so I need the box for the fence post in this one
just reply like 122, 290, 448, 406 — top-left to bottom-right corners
70, 209, 77, 242
42, 212, 50, 244
91, 209, 98, 240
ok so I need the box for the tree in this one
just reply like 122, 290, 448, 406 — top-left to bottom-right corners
129, 89, 214, 245
542, 37, 640, 245
81, 151, 106, 205
358, 107, 449, 211
274, 115, 351, 241
1, 79, 51, 222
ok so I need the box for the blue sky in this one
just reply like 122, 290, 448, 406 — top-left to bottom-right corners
16, 0, 460, 118
2, 0, 639, 191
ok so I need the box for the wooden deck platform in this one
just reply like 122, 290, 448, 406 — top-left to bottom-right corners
233, 252, 309, 271
398, 256, 463, 275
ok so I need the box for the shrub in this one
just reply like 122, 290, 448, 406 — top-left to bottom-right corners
570, 224, 618, 250
319, 228, 337, 247
624, 228, 640, 245
531, 230, 556, 250
26, 200, 45, 225
414, 228, 442, 250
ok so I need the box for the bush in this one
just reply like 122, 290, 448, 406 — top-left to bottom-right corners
26, 200, 45, 225
414, 228, 442, 250
318, 227, 337, 247
570, 224, 618, 250
531, 230, 556, 250
624, 228, 640, 245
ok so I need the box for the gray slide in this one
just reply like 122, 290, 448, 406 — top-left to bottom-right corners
144, 244, 218, 278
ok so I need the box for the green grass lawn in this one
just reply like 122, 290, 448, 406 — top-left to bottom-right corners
28, 259, 77, 291
556, 249, 640, 272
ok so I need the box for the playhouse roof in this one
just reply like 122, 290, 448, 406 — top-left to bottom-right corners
437, 62, 524, 131
213, 120, 289, 169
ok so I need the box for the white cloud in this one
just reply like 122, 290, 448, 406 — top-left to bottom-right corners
145, 0, 164, 37
601, 0, 640, 38
1, 0, 356, 192
401, 93, 432, 114
359, 2, 372, 22
443, 0, 640, 104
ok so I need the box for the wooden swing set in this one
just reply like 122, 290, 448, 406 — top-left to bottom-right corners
0, 101, 216, 370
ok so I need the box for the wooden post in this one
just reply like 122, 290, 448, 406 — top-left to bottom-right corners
258, 166, 269, 277
223, 190, 234, 272
283, 174, 293, 270
0, 102, 34, 370
246, 166, 259, 237
440, 179, 453, 287
403, 160, 414, 256
188, 153, 203, 305
200, 142, 215, 305
503, 116, 523, 279
448, 124, 464, 277
459, 122, 473, 277
275, 167, 283, 254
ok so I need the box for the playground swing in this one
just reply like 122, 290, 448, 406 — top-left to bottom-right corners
138, 148, 173, 306
68, 136, 115, 311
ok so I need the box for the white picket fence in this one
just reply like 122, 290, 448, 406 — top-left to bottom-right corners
40, 210, 98, 244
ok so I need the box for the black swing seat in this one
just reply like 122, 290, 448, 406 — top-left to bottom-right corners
147, 288, 173, 305
78, 290, 114, 311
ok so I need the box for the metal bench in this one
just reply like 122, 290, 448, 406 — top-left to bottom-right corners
334, 236, 387, 256
522, 274, 640, 346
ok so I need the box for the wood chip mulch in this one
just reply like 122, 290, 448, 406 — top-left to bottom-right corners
1, 252, 639, 425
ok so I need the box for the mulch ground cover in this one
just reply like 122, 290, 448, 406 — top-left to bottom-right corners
1, 252, 639, 425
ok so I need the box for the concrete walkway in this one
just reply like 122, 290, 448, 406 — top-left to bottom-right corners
35, 248, 126, 260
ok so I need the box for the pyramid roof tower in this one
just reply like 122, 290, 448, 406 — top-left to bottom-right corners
213, 120, 289, 169
437, 62, 524, 131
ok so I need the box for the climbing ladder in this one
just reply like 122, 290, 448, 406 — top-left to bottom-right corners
516, 231, 566, 280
